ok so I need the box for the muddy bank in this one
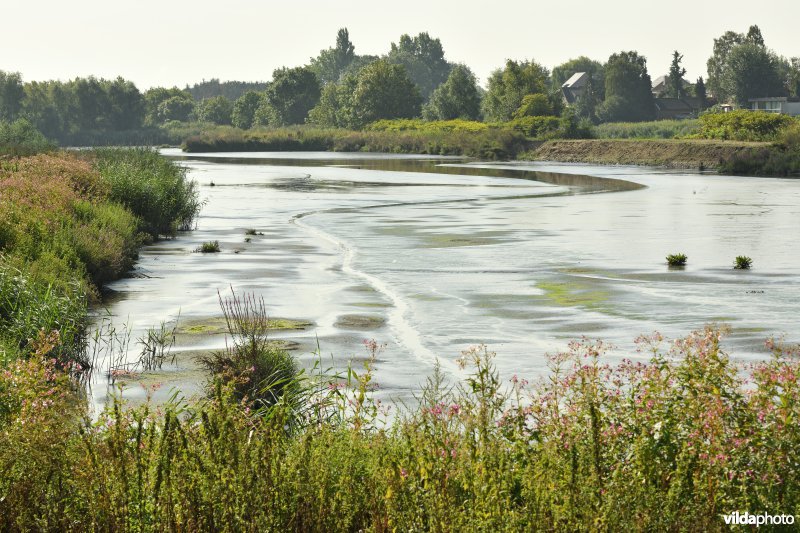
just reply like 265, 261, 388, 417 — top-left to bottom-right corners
524, 139, 768, 169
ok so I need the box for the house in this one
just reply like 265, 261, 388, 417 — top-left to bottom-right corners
749, 97, 800, 116
651, 75, 692, 98
561, 72, 590, 104
653, 97, 704, 120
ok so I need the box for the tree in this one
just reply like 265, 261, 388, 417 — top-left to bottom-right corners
721, 43, 785, 107
786, 58, 800, 98
600, 51, 654, 122
695, 77, 707, 107
482, 59, 549, 122
387, 32, 452, 100
574, 77, 600, 122
513, 93, 553, 118
196, 96, 233, 125
232, 91, 263, 129
422, 64, 481, 121
106, 77, 144, 130
0, 71, 25, 122
667, 51, 687, 98
255, 66, 320, 127
310, 28, 356, 85
144, 87, 193, 126
351, 60, 421, 128
707, 25, 773, 104
309, 60, 421, 129
157, 95, 195, 123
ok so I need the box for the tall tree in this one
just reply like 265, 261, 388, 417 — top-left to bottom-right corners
106, 77, 144, 130
600, 51, 654, 122
707, 25, 773, 104
310, 28, 356, 85
144, 87, 193, 126
387, 32, 452, 100
196, 96, 233, 125
721, 43, 786, 107
255, 66, 320, 126
694, 77, 707, 107
0, 71, 25, 122
422, 64, 481, 121
232, 91, 263, 129
482, 59, 549, 122
667, 51, 687, 98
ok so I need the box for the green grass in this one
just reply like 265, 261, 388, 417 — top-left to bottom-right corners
195, 240, 220, 253
595, 119, 700, 139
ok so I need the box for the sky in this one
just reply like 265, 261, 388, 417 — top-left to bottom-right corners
2, 0, 798, 89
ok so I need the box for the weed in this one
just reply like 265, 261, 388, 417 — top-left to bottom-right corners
195, 241, 220, 253
734, 255, 753, 269
666, 253, 687, 267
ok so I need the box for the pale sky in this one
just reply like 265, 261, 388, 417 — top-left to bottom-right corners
2, 0, 798, 89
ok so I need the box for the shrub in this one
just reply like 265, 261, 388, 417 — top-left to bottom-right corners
734, 255, 753, 269
505, 116, 561, 137
697, 109, 797, 141
92, 148, 201, 238
195, 240, 220, 253
666, 253, 687, 266
0, 119, 55, 157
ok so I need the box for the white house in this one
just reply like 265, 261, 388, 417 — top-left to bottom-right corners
749, 97, 800, 116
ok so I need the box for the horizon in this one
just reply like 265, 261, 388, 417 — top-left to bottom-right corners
2, 0, 798, 90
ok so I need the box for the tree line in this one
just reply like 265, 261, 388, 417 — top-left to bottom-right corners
1, 25, 798, 144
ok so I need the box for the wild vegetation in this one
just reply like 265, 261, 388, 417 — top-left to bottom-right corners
0, 148, 199, 367
2, 319, 800, 530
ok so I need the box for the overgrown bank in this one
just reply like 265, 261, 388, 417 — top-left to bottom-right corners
0, 149, 200, 367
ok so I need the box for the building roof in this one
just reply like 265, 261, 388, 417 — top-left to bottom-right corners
562, 72, 589, 89
652, 75, 691, 91
654, 98, 695, 112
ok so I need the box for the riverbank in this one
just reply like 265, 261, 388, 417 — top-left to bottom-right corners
522, 138, 769, 170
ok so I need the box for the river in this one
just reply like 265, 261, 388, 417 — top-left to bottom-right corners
88, 151, 800, 409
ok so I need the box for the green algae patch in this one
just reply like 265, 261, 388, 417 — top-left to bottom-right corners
176, 316, 312, 336
334, 314, 386, 330
536, 280, 611, 312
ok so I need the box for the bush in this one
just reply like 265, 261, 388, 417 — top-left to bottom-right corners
92, 148, 201, 237
0, 119, 55, 157
505, 116, 561, 137
698, 110, 797, 141
666, 253, 687, 266
195, 240, 220, 253
734, 255, 753, 269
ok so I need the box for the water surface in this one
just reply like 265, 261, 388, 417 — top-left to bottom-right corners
90, 151, 800, 407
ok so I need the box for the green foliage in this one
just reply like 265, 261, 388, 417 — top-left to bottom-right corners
0, 70, 25, 122
156, 95, 195, 124
422, 64, 481, 121
666, 253, 687, 266
601, 51, 655, 122
367, 118, 488, 133
734, 255, 752, 269
595, 119, 699, 139
309, 60, 421, 129
667, 51, 687, 98
697, 109, 796, 141
309, 28, 356, 85
706, 25, 785, 105
255, 67, 320, 127
482, 59, 549, 122
387, 32, 452, 100
0, 119, 55, 156
721, 43, 786, 108
185, 79, 268, 101
4, 327, 800, 530
195, 240, 220, 253
195, 95, 233, 125
505, 116, 561, 138
184, 125, 529, 160
513, 93, 553, 118
231, 91, 263, 129
92, 148, 201, 237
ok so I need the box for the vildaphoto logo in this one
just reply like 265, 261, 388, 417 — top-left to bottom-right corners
722, 511, 795, 527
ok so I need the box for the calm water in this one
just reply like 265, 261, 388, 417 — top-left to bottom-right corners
90, 150, 800, 407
